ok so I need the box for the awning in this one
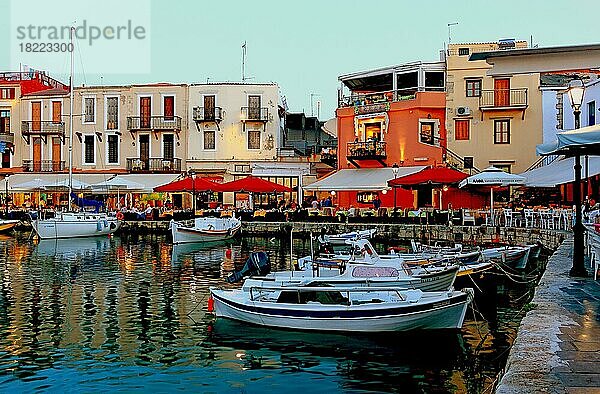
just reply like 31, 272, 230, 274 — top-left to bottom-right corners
220, 176, 292, 193
304, 167, 426, 192
154, 176, 223, 193
537, 124, 600, 156
520, 156, 600, 187
388, 166, 467, 187
321, 118, 337, 137
459, 166, 525, 188
108, 174, 181, 193
8, 173, 113, 192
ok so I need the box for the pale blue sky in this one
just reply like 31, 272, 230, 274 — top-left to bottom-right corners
1, 0, 598, 119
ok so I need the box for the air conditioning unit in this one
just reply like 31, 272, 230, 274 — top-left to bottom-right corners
456, 106, 471, 116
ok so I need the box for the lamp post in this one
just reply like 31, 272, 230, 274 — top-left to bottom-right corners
567, 78, 588, 277
189, 170, 197, 217
392, 163, 399, 211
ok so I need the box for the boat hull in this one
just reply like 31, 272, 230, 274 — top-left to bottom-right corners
33, 215, 120, 239
171, 218, 241, 244
0, 220, 19, 233
211, 289, 471, 332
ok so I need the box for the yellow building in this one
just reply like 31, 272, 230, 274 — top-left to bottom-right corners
446, 41, 543, 173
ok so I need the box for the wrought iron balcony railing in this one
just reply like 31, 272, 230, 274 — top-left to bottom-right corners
21, 120, 65, 136
241, 107, 269, 122
126, 116, 182, 131
479, 88, 528, 109
193, 106, 223, 122
22, 160, 65, 172
347, 141, 387, 160
126, 157, 182, 173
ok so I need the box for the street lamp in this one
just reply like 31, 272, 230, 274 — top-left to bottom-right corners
392, 163, 400, 211
189, 170, 197, 217
567, 78, 588, 277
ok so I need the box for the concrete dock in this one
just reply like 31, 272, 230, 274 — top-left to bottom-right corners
497, 238, 600, 393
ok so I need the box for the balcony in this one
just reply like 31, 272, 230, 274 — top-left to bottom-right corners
126, 157, 182, 173
126, 115, 182, 132
241, 107, 269, 122
0, 131, 14, 145
22, 160, 65, 172
320, 147, 337, 168
479, 88, 528, 119
346, 141, 387, 167
21, 121, 65, 143
193, 106, 223, 122
338, 89, 417, 111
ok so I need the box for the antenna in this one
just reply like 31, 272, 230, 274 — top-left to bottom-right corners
241, 41, 247, 82
310, 93, 320, 117
448, 22, 459, 43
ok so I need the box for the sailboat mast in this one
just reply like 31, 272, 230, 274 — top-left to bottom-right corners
68, 26, 74, 210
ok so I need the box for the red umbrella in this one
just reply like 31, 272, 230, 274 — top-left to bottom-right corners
154, 176, 224, 192
388, 167, 467, 187
219, 176, 292, 193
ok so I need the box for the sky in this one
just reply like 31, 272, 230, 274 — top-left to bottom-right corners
0, 0, 599, 119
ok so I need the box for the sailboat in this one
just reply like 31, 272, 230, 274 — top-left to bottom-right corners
32, 27, 121, 240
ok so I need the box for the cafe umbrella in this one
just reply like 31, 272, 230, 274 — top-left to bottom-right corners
458, 166, 525, 224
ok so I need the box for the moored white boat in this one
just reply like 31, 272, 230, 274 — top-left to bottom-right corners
481, 245, 531, 269
210, 282, 474, 332
170, 216, 241, 244
32, 212, 120, 239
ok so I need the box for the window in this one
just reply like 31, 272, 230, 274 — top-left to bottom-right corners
494, 119, 510, 144
424, 71, 445, 91
234, 164, 250, 173
248, 129, 261, 150
458, 47, 470, 56
163, 95, 174, 121
204, 129, 215, 150
107, 134, 119, 164
454, 119, 470, 140
106, 97, 118, 130
84, 135, 95, 164
419, 121, 437, 145
0, 88, 15, 99
204, 95, 215, 120
588, 101, 596, 126
466, 79, 482, 97
84, 97, 95, 123
0, 110, 10, 134
52, 101, 61, 123
163, 134, 174, 159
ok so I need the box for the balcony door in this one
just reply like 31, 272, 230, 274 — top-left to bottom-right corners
33, 137, 42, 171
32, 101, 41, 132
204, 95, 215, 120
248, 95, 261, 120
139, 134, 150, 171
52, 101, 62, 123
52, 137, 61, 171
140, 97, 151, 128
494, 79, 510, 107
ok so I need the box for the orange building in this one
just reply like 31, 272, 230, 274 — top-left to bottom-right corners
307, 61, 449, 208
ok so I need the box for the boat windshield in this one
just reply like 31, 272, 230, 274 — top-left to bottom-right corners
277, 290, 350, 305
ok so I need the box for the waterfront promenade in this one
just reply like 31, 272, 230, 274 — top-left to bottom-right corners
497, 238, 600, 393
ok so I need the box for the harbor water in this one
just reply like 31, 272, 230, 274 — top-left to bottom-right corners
0, 233, 545, 393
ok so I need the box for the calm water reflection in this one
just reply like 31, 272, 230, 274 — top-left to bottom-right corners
0, 233, 540, 393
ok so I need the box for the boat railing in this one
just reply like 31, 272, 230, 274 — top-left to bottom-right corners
248, 285, 417, 303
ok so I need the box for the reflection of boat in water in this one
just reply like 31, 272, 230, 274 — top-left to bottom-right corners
171, 240, 232, 265
35, 236, 115, 258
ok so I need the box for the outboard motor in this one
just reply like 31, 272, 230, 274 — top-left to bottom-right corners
226, 252, 271, 283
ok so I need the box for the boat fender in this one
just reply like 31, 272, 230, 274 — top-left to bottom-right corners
168, 219, 174, 230
103, 220, 109, 228
97, 220, 103, 231
116, 211, 124, 220
227, 228, 232, 237
207, 295, 215, 312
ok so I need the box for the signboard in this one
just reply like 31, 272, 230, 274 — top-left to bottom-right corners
464, 156, 474, 169
354, 102, 390, 115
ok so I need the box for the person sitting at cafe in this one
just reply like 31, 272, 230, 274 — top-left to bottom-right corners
372, 194, 382, 210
